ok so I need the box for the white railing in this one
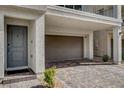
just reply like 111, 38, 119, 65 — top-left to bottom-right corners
57, 5, 115, 18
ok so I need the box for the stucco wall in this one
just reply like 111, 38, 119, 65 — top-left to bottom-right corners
45, 35, 84, 62
29, 20, 36, 72
0, 6, 41, 20
94, 30, 108, 57
17, 5, 47, 11
0, 13, 4, 78
35, 15, 45, 73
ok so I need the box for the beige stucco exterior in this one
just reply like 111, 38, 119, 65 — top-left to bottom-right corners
0, 5, 123, 79
94, 30, 108, 57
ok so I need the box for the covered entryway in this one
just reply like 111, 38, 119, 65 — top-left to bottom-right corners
7, 25, 28, 70
45, 9, 118, 63
0, 5, 46, 79
46, 5, 122, 65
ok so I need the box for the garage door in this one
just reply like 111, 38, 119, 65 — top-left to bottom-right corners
45, 35, 84, 62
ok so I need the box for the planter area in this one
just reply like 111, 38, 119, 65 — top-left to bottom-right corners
46, 58, 113, 69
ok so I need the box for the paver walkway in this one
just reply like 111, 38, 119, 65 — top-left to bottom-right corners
56, 64, 124, 88
0, 79, 42, 88
1, 64, 124, 88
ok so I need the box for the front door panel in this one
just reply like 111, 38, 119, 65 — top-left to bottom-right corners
7, 25, 28, 68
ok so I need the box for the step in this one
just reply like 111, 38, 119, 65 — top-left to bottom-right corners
2, 69, 37, 84
79, 62, 114, 65
2, 75, 36, 84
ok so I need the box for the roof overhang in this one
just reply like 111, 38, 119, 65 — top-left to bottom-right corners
46, 6, 122, 31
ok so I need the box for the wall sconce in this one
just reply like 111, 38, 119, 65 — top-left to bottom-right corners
31, 40, 33, 43
84, 35, 88, 38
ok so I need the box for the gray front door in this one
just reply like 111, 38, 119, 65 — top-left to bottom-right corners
7, 25, 28, 68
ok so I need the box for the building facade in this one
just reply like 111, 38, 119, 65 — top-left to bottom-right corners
0, 5, 122, 79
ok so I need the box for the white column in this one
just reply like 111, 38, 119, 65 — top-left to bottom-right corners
35, 15, 45, 73
89, 32, 93, 59
113, 26, 122, 64
84, 35, 89, 58
0, 13, 4, 78
117, 5, 122, 19
107, 33, 111, 58
84, 32, 93, 59
113, 5, 121, 19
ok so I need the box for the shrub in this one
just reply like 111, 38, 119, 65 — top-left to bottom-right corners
44, 67, 56, 88
102, 55, 109, 62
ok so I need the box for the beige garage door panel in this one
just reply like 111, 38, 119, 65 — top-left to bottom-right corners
45, 35, 83, 62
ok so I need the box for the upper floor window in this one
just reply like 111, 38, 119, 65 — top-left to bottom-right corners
58, 5, 64, 7
57, 5, 115, 18
58, 5, 82, 11
65, 5, 74, 9
97, 8, 104, 15
74, 5, 82, 11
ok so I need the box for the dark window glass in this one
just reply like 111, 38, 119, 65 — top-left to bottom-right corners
57, 5, 83, 11
65, 5, 73, 9
74, 5, 82, 11
58, 5, 64, 7
97, 8, 104, 15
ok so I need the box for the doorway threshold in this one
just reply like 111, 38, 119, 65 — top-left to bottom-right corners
6, 66, 28, 71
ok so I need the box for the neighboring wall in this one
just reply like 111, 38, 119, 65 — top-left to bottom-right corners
45, 35, 83, 62
94, 31, 108, 57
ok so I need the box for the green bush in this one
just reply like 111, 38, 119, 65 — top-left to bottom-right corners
102, 55, 109, 62
44, 67, 56, 87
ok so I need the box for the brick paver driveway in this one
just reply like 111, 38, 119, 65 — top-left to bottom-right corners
56, 64, 124, 88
